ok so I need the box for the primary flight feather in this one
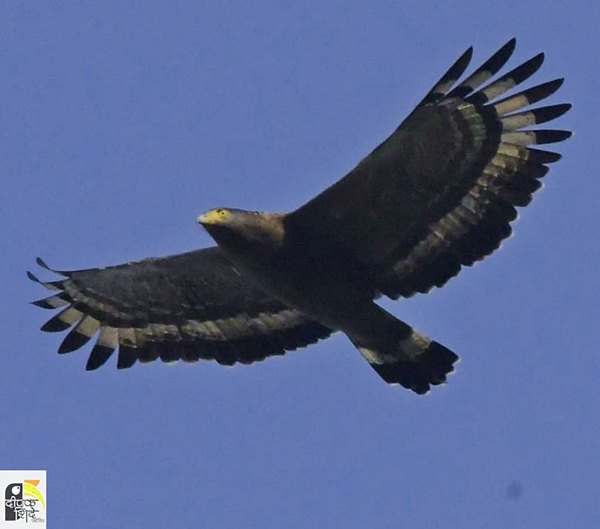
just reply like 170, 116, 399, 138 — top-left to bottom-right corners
30, 39, 571, 394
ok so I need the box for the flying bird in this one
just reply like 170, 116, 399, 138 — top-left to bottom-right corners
30, 39, 571, 394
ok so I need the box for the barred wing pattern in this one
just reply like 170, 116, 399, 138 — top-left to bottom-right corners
29, 248, 331, 370
288, 39, 571, 299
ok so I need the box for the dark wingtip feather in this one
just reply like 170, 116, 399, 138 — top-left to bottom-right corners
487, 38, 517, 69
440, 45, 474, 86
41, 315, 72, 333
27, 270, 64, 290
528, 148, 562, 163
31, 298, 56, 309
448, 46, 474, 80
466, 54, 546, 106
534, 129, 573, 144
418, 45, 473, 106
531, 103, 572, 124
482, 38, 518, 74
500, 52, 545, 90
447, 39, 517, 99
36, 257, 52, 270
488, 77, 564, 114
518, 79, 565, 106
36, 256, 70, 276
27, 270, 42, 284
511, 52, 545, 84
117, 346, 138, 369
86, 345, 115, 371
31, 293, 69, 309
58, 329, 93, 354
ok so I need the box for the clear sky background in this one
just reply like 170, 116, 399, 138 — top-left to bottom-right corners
1, 2, 598, 528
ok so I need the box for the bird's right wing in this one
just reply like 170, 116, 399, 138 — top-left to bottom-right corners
29, 247, 331, 370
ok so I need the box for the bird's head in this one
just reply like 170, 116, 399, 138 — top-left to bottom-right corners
197, 207, 236, 226
197, 207, 285, 251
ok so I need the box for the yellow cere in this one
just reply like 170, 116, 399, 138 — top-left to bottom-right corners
197, 208, 231, 225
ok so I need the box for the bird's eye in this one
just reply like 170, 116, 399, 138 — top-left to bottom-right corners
220, 210, 227, 216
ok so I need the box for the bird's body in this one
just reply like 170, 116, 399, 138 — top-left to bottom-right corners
30, 39, 571, 393
200, 210, 371, 323
198, 208, 456, 391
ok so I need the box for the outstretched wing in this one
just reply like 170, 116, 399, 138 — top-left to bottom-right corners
29, 247, 331, 370
287, 39, 571, 298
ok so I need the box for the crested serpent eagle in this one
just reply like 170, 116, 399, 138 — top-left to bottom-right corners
30, 39, 571, 394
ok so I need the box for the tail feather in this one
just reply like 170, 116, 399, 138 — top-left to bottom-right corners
351, 326, 459, 395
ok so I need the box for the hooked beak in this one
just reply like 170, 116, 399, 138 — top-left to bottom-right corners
197, 210, 220, 225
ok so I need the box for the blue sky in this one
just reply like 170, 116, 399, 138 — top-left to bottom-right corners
2, 1, 598, 528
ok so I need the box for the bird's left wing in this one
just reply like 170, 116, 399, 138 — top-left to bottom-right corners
29, 247, 331, 370
287, 39, 571, 299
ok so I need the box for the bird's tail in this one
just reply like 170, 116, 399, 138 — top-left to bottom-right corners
349, 308, 459, 395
